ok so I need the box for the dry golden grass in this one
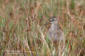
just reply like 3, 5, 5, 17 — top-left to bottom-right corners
0, 0, 85, 56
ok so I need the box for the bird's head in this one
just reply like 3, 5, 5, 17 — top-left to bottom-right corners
49, 16, 58, 24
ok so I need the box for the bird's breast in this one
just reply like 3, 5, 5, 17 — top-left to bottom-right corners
48, 23, 64, 41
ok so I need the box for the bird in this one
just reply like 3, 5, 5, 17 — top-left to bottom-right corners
47, 16, 65, 56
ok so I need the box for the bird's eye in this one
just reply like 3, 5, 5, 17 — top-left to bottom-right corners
49, 18, 55, 22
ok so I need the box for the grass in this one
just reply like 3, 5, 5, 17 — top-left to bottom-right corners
0, 0, 85, 56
